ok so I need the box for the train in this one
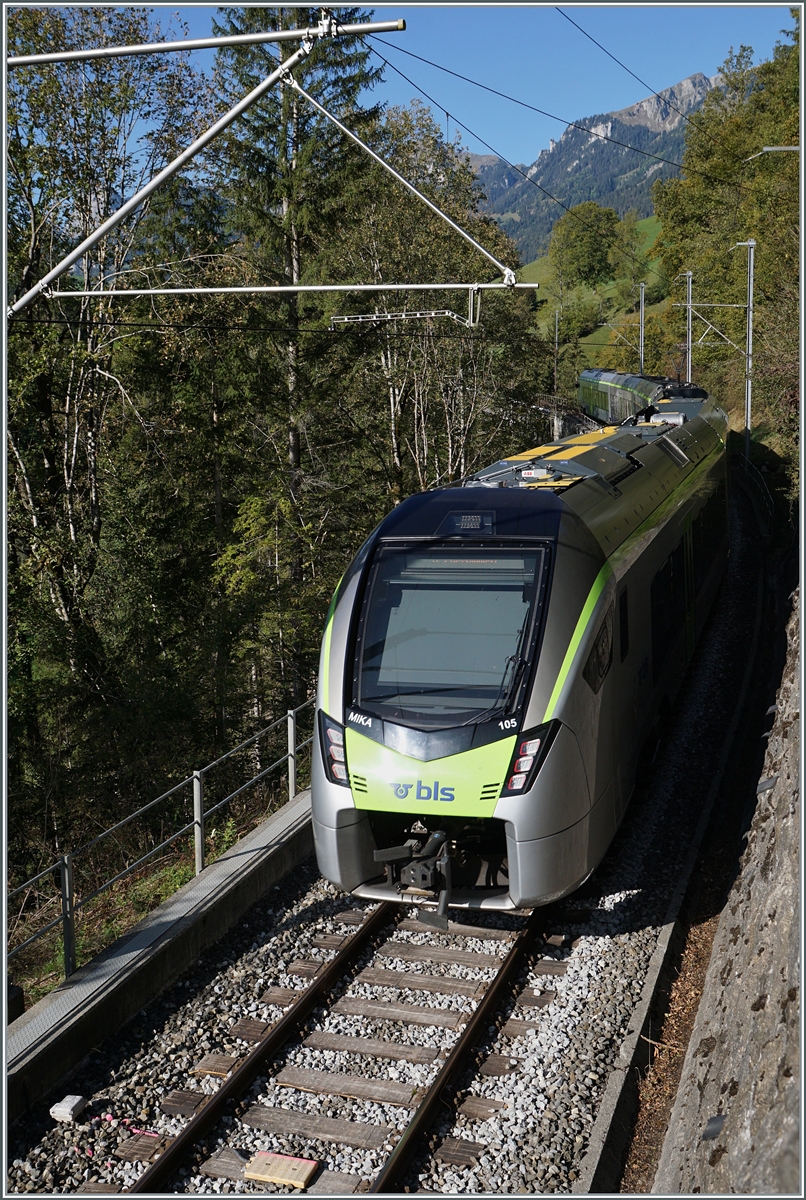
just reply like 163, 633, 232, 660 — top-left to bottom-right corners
577, 368, 710, 423
311, 373, 728, 924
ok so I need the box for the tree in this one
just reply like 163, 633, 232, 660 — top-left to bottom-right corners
653, 14, 799, 485
7, 6, 210, 875
209, 5, 383, 704
548, 201, 620, 292
323, 102, 546, 494
608, 209, 647, 307
212, 98, 549, 699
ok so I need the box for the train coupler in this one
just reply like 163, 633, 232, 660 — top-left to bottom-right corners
417, 843, 452, 930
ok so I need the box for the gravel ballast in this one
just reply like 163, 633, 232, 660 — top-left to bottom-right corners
7, 488, 763, 1196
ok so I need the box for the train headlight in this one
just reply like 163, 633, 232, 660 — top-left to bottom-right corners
319, 712, 351, 787
500, 721, 560, 796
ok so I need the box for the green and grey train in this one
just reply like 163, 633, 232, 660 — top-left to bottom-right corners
311, 373, 728, 922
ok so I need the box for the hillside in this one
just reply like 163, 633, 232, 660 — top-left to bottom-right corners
520, 215, 665, 369
471, 74, 718, 263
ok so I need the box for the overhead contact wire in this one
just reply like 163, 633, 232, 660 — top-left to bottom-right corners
370, 34, 749, 194
370, 36, 690, 176
360, 36, 667, 287
9, 316, 489, 340
554, 6, 750, 174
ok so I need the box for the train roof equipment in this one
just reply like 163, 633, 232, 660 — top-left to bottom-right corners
460, 380, 723, 558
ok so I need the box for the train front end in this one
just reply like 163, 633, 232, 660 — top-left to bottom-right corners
311, 487, 607, 919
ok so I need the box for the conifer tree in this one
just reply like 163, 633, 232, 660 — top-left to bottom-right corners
210, 6, 383, 703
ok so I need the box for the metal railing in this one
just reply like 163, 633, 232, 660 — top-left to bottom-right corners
7, 699, 314, 980
530, 394, 599, 439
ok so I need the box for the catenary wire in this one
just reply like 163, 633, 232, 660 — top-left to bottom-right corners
7, 316, 511, 340
371, 38, 685, 173
554, 6, 747, 168
360, 34, 668, 288
10, 21, 690, 344
369, 34, 750, 194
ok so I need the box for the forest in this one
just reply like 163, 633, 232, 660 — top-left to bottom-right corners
6, 6, 553, 910
6, 7, 799, 982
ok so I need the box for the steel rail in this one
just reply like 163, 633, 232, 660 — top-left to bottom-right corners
8, 19, 406, 67
129, 901, 398, 1194
369, 905, 544, 1193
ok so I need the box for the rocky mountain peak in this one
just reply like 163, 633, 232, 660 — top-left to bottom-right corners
469, 71, 717, 262
611, 72, 719, 132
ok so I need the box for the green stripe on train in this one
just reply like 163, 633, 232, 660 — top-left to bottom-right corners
542, 560, 614, 722
542, 441, 723, 721
320, 576, 342, 717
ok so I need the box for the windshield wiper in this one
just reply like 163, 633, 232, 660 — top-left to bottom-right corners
460, 653, 520, 727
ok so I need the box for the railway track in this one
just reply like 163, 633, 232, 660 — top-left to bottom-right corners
7, 480, 769, 1196
125, 902, 566, 1194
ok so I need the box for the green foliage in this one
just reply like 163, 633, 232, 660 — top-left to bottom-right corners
548, 201, 620, 291
7, 6, 213, 885
652, 17, 799, 486
559, 298, 602, 340
6, 4, 552, 941
608, 210, 649, 305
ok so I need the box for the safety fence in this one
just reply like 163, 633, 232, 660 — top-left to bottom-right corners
7, 699, 315, 982
531, 394, 599, 437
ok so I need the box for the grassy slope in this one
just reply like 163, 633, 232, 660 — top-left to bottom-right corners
519, 216, 665, 365
517, 214, 792, 509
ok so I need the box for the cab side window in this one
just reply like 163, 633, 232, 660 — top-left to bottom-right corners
583, 603, 614, 694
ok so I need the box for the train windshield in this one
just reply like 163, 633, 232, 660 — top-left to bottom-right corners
356, 544, 548, 727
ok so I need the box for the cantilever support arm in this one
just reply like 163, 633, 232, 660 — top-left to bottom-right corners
7, 40, 315, 317
286, 77, 517, 287
7, 19, 406, 67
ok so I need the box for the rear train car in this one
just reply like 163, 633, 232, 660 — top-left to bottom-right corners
311, 376, 728, 921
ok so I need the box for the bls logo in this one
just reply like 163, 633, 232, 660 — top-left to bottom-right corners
391, 780, 455, 802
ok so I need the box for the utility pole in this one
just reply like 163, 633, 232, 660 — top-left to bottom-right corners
639, 282, 645, 374
674, 270, 693, 382
734, 240, 756, 459
554, 310, 559, 393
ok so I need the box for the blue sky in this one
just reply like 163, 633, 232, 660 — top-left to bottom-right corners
166, 4, 794, 164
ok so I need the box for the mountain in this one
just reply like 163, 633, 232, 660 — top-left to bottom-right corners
471, 74, 719, 264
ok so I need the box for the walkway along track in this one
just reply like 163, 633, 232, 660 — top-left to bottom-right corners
130, 903, 549, 1194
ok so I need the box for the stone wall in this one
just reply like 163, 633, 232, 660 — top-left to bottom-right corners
653, 588, 800, 1195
